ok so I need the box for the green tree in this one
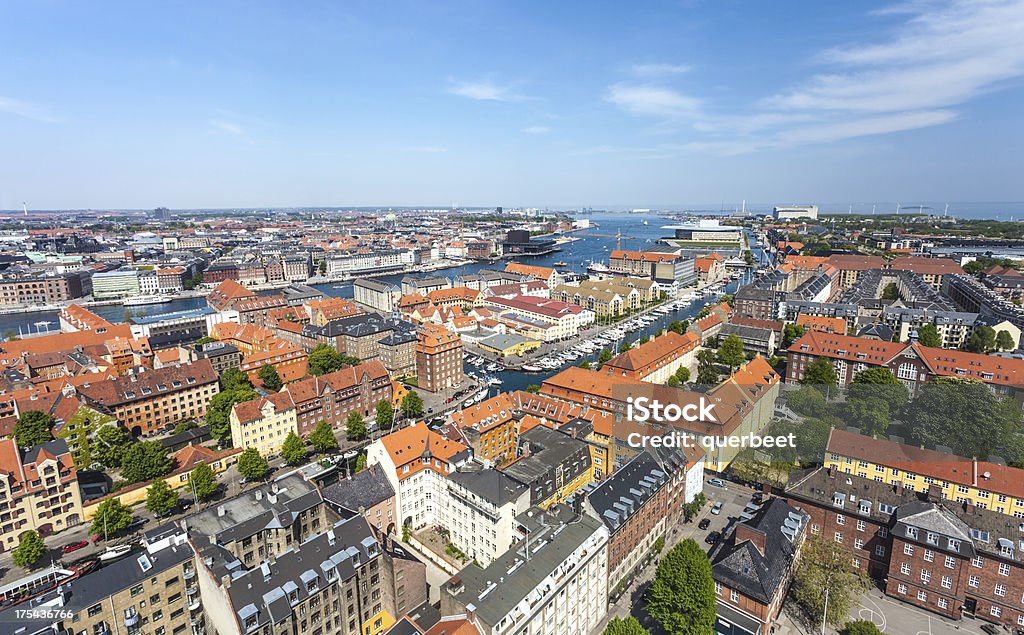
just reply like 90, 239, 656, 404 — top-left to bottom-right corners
675, 366, 691, 383
311, 420, 340, 451
849, 367, 908, 413
194, 336, 218, 345
258, 364, 282, 391
375, 399, 394, 430
219, 367, 252, 391
668, 321, 685, 334
802, 357, 837, 386
916, 323, 942, 348
13, 411, 54, 447
965, 325, 997, 353
639, 335, 650, 345
89, 499, 134, 536
120, 441, 173, 483
578, 360, 591, 369
716, 334, 745, 371
525, 384, 540, 394
841, 621, 883, 635
618, 340, 632, 353
793, 535, 868, 629
997, 329, 1016, 351
205, 386, 259, 444
401, 390, 424, 417
597, 348, 613, 369
783, 323, 806, 347
345, 411, 368, 441
904, 377, 1021, 461
173, 420, 199, 434
667, 376, 680, 387
881, 282, 899, 300
786, 386, 834, 421
145, 479, 180, 516
189, 463, 218, 500
696, 349, 719, 386
647, 539, 716, 635
844, 397, 891, 437
281, 431, 307, 465
604, 617, 649, 635
92, 424, 132, 467
237, 448, 268, 480
308, 344, 345, 376
11, 531, 46, 569
354, 453, 367, 472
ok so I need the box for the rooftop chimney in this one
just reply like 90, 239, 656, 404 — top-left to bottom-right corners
733, 523, 767, 556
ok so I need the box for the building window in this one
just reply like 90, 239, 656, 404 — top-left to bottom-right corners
972, 556, 984, 568
904, 544, 914, 556
991, 606, 1002, 618
917, 590, 928, 602
938, 598, 948, 610
897, 583, 907, 595
924, 549, 934, 563
999, 563, 1010, 576
920, 569, 931, 583
730, 590, 738, 602
941, 576, 952, 589
836, 514, 845, 526
969, 575, 980, 588
996, 584, 1007, 597
944, 555, 956, 569
901, 563, 911, 575
835, 532, 844, 544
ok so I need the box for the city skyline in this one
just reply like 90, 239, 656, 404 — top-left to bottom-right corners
2, 0, 1023, 209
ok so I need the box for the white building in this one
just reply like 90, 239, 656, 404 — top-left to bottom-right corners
443, 466, 531, 567
442, 504, 609, 635
137, 269, 159, 295
773, 205, 819, 221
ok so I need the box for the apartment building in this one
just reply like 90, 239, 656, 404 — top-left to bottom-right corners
786, 466, 1024, 632
709, 498, 809, 635
188, 341, 242, 374
0, 438, 83, 551
501, 425, 594, 509
441, 504, 609, 635
230, 391, 297, 456
354, 279, 403, 312
206, 279, 257, 311
78, 360, 220, 435
786, 331, 1024, 399
450, 393, 521, 467
230, 361, 392, 446
365, 424, 471, 530
601, 330, 700, 383
584, 450, 670, 590
823, 429, 1024, 519
416, 323, 464, 392
443, 464, 531, 567
210, 322, 309, 385
321, 464, 398, 536
0, 525, 199, 635
0, 271, 86, 306
695, 253, 727, 287
551, 277, 658, 319
484, 295, 594, 341
608, 249, 695, 286
91, 269, 142, 299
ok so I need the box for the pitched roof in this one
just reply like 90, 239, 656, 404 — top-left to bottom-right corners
609, 250, 679, 262
505, 262, 554, 280
78, 359, 218, 407
379, 424, 468, 478
604, 331, 699, 373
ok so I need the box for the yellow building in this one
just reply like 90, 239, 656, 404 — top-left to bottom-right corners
82, 445, 240, 520
825, 428, 1024, 517
502, 426, 596, 509
478, 333, 542, 357
0, 438, 83, 547
229, 391, 298, 456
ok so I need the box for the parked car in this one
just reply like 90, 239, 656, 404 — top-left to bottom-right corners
126, 518, 149, 531
708, 478, 726, 488
710, 502, 724, 515
698, 518, 711, 530
62, 540, 88, 554
752, 492, 764, 503
705, 531, 721, 545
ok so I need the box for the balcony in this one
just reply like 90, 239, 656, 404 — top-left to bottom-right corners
189, 597, 202, 612
183, 568, 196, 580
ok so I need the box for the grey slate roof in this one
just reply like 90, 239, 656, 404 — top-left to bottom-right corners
709, 498, 808, 605
321, 464, 396, 512
585, 450, 667, 531
225, 516, 380, 632
448, 465, 529, 507
444, 505, 605, 629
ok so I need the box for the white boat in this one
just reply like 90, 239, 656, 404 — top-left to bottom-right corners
123, 295, 172, 306
99, 544, 133, 562
486, 376, 503, 386
587, 260, 611, 275
522, 364, 544, 372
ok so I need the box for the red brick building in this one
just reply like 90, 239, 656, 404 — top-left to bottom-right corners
415, 323, 463, 392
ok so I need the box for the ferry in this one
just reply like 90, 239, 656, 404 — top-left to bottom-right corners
123, 295, 172, 307
586, 261, 611, 275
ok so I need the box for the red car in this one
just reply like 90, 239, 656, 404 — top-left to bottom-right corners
62, 540, 88, 554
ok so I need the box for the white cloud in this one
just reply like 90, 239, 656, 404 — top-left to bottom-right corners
447, 78, 528, 102
0, 97, 61, 123
211, 120, 244, 135
603, 0, 1024, 154
522, 126, 550, 134
604, 83, 700, 118
631, 63, 691, 77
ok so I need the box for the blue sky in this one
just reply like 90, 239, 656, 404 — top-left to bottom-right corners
2, 0, 1023, 210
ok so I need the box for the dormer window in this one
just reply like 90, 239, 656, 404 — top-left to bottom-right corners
906, 527, 919, 540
